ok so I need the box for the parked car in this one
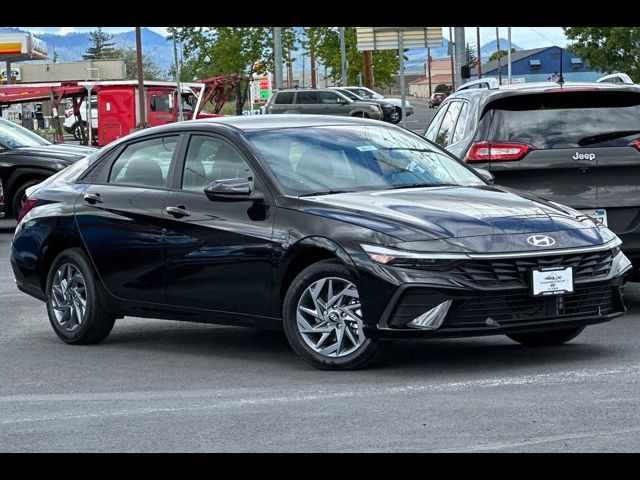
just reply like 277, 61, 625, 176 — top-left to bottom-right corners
341, 86, 414, 121
456, 77, 500, 92
0, 117, 96, 219
63, 98, 98, 140
10, 115, 631, 370
428, 92, 447, 108
422, 81, 640, 276
328, 86, 401, 123
265, 88, 383, 120
596, 73, 634, 85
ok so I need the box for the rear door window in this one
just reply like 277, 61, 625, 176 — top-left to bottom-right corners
451, 102, 469, 144
484, 91, 640, 149
435, 101, 462, 147
424, 103, 450, 142
296, 91, 320, 104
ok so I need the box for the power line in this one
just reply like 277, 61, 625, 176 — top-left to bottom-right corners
526, 27, 560, 46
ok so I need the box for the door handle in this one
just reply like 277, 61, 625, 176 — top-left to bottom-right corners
166, 206, 191, 218
84, 193, 103, 204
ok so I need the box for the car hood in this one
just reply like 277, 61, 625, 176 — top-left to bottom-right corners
2, 144, 97, 162
298, 185, 611, 252
380, 97, 412, 107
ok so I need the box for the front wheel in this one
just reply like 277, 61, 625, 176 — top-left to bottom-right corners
507, 326, 585, 346
45, 248, 116, 345
282, 260, 380, 370
389, 107, 402, 124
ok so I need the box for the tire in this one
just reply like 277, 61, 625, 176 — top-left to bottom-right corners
507, 326, 585, 347
72, 121, 87, 141
45, 248, 116, 345
389, 107, 402, 124
282, 260, 381, 370
12, 178, 44, 219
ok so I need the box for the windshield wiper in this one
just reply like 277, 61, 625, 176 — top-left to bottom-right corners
578, 130, 640, 146
384, 183, 459, 190
299, 189, 355, 197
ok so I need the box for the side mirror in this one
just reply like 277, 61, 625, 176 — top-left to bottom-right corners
474, 167, 495, 184
204, 178, 263, 202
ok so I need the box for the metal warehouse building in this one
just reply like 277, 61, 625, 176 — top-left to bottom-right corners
470, 45, 602, 84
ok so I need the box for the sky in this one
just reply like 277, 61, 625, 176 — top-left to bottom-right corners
20, 27, 569, 49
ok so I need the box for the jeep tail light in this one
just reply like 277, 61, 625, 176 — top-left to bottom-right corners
17, 198, 38, 223
634, 139, 640, 151
465, 141, 530, 162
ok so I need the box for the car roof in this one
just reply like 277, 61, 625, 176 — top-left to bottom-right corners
446, 81, 640, 104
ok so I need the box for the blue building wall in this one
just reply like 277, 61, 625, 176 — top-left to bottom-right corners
480, 46, 601, 83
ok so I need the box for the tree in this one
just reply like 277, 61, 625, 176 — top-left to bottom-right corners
465, 43, 477, 66
282, 27, 298, 88
115, 47, 162, 81
489, 48, 516, 62
83, 28, 118, 61
301, 28, 325, 88
563, 27, 640, 82
170, 27, 272, 114
52, 50, 58, 64
316, 27, 398, 87
435, 83, 450, 93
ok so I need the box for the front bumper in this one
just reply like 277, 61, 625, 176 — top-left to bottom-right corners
357, 248, 632, 340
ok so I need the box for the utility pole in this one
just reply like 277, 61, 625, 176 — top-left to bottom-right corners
507, 26, 512, 85
172, 33, 183, 121
273, 27, 283, 90
496, 27, 502, 86
339, 27, 347, 86
427, 47, 432, 97
398, 30, 407, 128
476, 27, 482, 78
454, 27, 465, 90
363, 50, 374, 89
310, 33, 317, 88
135, 27, 146, 128
302, 52, 305, 87
448, 27, 455, 92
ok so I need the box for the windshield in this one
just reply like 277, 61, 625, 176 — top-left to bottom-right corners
485, 91, 640, 148
337, 89, 362, 101
246, 125, 484, 196
0, 118, 50, 149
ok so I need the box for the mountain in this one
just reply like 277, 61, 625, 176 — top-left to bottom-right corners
0, 27, 174, 74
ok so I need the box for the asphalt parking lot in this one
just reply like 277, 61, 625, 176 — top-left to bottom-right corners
2, 216, 640, 452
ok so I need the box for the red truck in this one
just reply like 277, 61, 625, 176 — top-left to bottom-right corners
0, 75, 244, 146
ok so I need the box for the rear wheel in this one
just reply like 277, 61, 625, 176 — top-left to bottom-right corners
282, 260, 381, 370
389, 107, 402, 124
12, 178, 44, 219
45, 248, 115, 345
507, 326, 585, 346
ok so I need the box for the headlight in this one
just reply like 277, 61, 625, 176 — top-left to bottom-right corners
361, 242, 470, 269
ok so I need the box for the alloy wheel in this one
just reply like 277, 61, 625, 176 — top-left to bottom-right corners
50, 263, 88, 332
296, 277, 365, 357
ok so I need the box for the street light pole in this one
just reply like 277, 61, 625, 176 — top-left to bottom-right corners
476, 27, 482, 79
496, 27, 502, 86
172, 33, 183, 122
507, 26, 512, 85
273, 27, 284, 90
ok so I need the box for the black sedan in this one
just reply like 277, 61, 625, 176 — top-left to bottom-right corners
0, 117, 96, 219
10, 115, 632, 370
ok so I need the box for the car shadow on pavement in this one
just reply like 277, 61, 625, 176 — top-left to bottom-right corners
100, 319, 617, 374
0, 219, 17, 233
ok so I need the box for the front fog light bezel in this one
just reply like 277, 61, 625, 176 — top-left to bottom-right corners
406, 300, 452, 330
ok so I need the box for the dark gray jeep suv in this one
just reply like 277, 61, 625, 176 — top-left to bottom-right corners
265, 88, 383, 120
423, 81, 640, 275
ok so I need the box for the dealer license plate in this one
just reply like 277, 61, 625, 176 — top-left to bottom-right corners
531, 266, 574, 296
580, 209, 608, 227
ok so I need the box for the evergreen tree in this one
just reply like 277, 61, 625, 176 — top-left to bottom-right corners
83, 28, 118, 60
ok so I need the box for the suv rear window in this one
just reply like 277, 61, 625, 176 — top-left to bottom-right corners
483, 91, 640, 149
275, 92, 294, 104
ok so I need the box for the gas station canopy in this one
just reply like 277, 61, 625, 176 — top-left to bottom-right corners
0, 32, 47, 63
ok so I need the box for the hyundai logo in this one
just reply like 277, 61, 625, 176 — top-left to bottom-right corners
527, 235, 556, 247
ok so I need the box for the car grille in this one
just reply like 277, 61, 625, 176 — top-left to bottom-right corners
387, 284, 623, 329
445, 284, 622, 329
447, 250, 613, 287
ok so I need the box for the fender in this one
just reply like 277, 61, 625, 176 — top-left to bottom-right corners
6, 166, 57, 199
